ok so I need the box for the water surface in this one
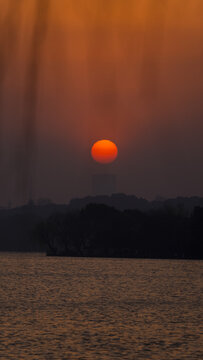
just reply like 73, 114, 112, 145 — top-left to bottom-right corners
0, 253, 202, 359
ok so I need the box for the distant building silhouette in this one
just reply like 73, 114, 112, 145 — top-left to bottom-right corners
92, 174, 116, 196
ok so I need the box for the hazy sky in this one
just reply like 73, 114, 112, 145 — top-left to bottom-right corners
0, 0, 203, 206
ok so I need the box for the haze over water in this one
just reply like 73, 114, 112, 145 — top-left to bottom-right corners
0, 253, 202, 359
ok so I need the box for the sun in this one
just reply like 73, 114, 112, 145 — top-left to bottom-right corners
91, 139, 118, 164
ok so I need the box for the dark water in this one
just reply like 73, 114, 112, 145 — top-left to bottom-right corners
0, 253, 202, 359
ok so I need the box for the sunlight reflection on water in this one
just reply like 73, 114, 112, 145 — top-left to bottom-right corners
0, 253, 202, 359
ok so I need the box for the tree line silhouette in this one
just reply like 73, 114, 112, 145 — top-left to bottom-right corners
35, 203, 203, 259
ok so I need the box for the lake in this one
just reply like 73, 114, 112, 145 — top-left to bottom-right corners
0, 253, 202, 359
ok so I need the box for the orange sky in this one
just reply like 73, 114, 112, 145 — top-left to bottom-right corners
0, 0, 203, 205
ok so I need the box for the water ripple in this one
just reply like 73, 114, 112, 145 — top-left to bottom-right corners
0, 253, 202, 359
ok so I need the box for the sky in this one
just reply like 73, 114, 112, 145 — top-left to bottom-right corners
0, 0, 203, 206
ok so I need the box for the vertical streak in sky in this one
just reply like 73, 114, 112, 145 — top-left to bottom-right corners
0, 0, 22, 207
86, 1, 118, 137
139, 0, 168, 102
0, 0, 21, 159
114, 0, 139, 134
21, 0, 50, 203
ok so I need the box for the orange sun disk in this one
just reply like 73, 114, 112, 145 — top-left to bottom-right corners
91, 139, 118, 164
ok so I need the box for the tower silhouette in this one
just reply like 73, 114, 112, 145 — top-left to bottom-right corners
92, 174, 116, 196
